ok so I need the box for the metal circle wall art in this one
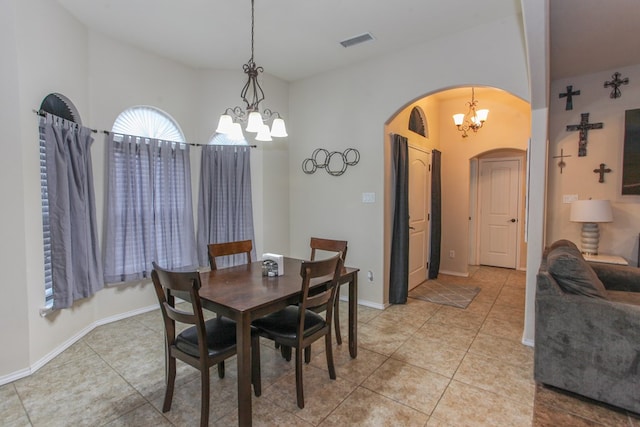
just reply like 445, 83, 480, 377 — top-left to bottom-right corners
302, 148, 360, 176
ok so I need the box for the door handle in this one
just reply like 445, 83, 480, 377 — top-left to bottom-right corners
509, 218, 517, 223
409, 226, 416, 230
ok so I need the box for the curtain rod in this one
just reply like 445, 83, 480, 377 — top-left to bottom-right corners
33, 109, 256, 148
34, 109, 98, 133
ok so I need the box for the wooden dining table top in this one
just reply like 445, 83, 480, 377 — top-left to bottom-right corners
198, 257, 357, 314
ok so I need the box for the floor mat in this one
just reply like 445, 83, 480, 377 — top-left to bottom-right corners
408, 280, 480, 309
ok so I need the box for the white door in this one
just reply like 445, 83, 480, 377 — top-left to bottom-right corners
479, 158, 520, 268
408, 147, 430, 290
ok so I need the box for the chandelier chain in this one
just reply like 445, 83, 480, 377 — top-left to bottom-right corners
216, 0, 287, 140
250, 0, 255, 62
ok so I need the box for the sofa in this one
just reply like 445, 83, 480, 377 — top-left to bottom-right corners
535, 239, 640, 413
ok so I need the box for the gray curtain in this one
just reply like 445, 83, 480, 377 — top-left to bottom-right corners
42, 113, 103, 309
389, 134, 409, 304
429, 149, 442, 279
103, 134, 197, 283
197, 145, 256, 267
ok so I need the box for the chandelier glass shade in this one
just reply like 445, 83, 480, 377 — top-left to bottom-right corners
216, 0, 287, 141
452, 88, 489, 138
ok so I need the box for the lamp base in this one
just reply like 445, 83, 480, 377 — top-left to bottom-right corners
580, 222, 600, 255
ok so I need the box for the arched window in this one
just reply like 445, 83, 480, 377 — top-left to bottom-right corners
104, 106, 197, 283
40, 93, 82, 124
112, 105, 185, 142
39, 94, 102, 311
408, 106, 428, 138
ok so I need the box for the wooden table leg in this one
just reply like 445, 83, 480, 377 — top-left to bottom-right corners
236, 312, 252, 426
348, 272, 358, 358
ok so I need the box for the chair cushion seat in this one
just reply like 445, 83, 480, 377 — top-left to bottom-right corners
252, 305, 326, 340
175, 316, 237, 358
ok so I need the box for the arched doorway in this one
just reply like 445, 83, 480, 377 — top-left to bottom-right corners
384, 86, 531, 302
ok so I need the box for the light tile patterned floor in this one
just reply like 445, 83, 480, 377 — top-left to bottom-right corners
2, 266, 638, 426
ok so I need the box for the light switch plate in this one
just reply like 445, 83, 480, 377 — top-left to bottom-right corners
563, 194, 578, 204
362, 192, 375, 203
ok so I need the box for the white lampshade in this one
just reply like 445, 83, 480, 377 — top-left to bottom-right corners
570, 199, 613, 255
227, 122, 245, 141
245, 112, 263, 133
270, 118, 288, 137
476, 109, 489, 122
453, 113, 465, 126
216, 114, 233, 134
255, 124, 272, 141
570, 199, 613, 223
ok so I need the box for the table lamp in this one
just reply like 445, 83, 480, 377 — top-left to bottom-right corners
569, 199, 613, 255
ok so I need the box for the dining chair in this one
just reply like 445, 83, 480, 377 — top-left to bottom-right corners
151, 262, 261, 427
207, 239, 253, 270
252, 254, 343, 409
207, 239, 254, 376
310, 237, 348, 345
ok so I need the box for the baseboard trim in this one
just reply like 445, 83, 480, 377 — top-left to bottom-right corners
343, 297, 385, 310
0, 304, 158, 387
438, 269, 470, 278
522, 337, 535, 347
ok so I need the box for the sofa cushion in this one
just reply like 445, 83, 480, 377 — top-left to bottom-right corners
547, 239, 580, 253
547, 246, 608, 299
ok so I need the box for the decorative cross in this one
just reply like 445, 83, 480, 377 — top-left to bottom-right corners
566, 113, 604, 157
552, 148, 571, 174
559, 85, 580, 110
604, 72, 629, 99
593, 163, 612, 183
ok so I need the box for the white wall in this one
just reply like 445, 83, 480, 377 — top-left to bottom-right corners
289, 15, 531, 307
13, 0, 94, 376
0, 0, 30, 377
547, 63, 640, 262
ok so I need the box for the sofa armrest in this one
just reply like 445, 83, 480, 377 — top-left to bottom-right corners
534, 291, 640, 413
589, 263, 640, 292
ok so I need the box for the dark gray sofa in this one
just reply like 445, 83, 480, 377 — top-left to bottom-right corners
535, 239, 640, 414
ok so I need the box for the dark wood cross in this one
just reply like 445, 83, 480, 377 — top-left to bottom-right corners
604, 72, 629, 99
552, 148, 571, 174
594, 163, 612, 183
566, 113, 604, 157
559, 85, 580, 110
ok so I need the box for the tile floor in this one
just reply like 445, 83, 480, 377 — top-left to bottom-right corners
2, 266, 638, 426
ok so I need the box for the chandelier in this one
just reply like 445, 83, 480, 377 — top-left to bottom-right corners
215, 0, 287, 142
452, 88, 489, 138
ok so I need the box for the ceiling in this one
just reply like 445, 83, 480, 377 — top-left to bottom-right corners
550, 0, 640, 80
56, 0, 640, 84
57, 0, 520, 82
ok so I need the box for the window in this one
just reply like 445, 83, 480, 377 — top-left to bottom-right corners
408, 106, 428, 138
39, 93, 103, 311
103, 106, 197, 283
112, 105, 184, 141
39, 93, 81, 310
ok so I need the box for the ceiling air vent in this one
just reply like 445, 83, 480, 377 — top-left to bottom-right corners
340, 32, 375, 48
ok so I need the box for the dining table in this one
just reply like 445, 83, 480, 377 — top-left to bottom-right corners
198, 257, 359, 427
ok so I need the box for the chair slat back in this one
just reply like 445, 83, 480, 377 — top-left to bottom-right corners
208, 240, 253, 270
298, 254, 344, 319
310, 237, 348, 263
152, 262, 206, 347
